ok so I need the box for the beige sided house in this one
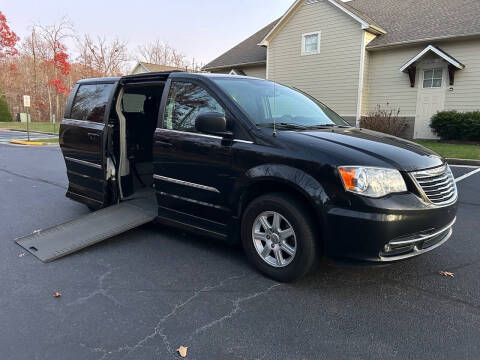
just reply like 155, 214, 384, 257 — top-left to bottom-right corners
131, 62, 185, 75
204, 0, 480, 139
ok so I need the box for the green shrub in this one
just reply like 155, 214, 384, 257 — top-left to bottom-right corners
431, 110, 480, 141
0, 95, 12, 122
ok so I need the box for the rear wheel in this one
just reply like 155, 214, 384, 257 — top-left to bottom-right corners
241, 193, 318, 282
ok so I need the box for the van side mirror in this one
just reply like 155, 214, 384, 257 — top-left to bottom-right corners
195, 112, 232, 137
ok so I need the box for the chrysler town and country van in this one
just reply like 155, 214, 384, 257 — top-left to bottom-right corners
59, 72, 458, 282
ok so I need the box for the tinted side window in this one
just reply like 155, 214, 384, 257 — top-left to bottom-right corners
70, 84, 114, 122
122, 93, 146, 113
163, 81, 225, 133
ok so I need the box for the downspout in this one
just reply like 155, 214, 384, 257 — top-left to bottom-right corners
356, 30, 366, 127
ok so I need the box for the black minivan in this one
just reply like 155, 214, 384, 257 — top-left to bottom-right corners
60, 71, 458, 282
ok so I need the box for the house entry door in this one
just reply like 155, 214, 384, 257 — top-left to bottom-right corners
414, 66, 446, 139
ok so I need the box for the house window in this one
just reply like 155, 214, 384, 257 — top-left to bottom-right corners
423, 68, 443, 88
302, 31, 321, 55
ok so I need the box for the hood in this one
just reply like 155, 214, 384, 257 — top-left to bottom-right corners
286, 128, 444, 172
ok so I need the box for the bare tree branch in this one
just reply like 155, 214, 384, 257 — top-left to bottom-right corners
136, 39, 189, 69
76, 35, 129, 77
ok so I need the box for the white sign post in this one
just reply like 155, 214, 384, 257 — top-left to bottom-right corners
23, 95, 31, 141
23, 95, 31, 108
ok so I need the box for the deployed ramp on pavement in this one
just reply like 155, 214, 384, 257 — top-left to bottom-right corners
16, 194, 156, 263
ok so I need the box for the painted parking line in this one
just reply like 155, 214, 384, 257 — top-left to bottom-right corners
455, 168, 480, 183
450, 164, 480, 169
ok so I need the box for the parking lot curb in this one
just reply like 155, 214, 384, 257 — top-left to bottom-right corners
9, 140, 46, 146
447, 158, 480, 167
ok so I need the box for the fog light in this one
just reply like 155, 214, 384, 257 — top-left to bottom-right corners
384, 244, 392, 252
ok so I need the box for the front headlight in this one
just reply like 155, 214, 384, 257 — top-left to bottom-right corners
338, 166, 407, 198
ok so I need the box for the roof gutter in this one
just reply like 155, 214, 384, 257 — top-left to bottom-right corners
367, 33, 480, 51
203, 60, 266, 72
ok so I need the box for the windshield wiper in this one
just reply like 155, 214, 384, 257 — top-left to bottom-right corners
306, 124, 350, 129
258, 123, 309, 130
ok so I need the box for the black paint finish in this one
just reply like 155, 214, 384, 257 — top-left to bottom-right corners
60, 72, 458, 261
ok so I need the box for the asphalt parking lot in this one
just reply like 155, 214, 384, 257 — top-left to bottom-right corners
1, 144, 479, 360
0, 129, 57, 143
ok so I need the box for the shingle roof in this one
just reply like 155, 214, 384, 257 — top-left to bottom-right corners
329, 0, 383, 30
203, 19, 280, 70
204, 0, 480, 70
349, 0, 480, 49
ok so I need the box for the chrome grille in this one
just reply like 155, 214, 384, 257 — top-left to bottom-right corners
411, 164, 457, 205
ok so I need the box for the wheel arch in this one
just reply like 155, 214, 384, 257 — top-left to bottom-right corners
233, 164, 329, 249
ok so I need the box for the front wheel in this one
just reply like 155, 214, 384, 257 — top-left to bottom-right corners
241, 193, 318, 282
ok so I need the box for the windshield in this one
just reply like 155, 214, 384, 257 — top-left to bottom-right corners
212, 77, 349, 129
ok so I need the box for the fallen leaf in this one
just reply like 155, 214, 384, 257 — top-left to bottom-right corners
439, 271, 455, 278
18, 253, 25, 258
53, 292, 62, 298
33, 229, 41, 234
177, 346, 188, 358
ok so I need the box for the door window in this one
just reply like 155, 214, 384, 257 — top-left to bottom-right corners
423, 68, 443, 88
163, 81, 225, 133
70, 84, 114, 122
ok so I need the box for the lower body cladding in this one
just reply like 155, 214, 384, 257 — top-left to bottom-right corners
324, 195, 458, 262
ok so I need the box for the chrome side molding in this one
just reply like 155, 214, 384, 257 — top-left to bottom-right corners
153, 175, 220, 193
64, 157, 102, 169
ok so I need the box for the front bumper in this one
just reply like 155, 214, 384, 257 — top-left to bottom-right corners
378, 217, 455, 261
324, 193, 458, 261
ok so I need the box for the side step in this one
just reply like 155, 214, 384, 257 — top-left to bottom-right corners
16, 198, 156, 263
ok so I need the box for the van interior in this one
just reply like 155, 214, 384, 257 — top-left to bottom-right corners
110, 81, 166, 200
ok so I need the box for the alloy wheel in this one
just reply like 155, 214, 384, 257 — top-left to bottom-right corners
252, 211, 297, 268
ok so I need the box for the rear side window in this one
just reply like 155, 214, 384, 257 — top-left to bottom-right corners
163, 81, 225, 133
70, 84, 114, 122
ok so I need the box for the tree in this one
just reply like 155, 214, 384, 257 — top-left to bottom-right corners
136, 40, 189, 69
36, 18, 73, 121
76, 35, 129, 76
0, 93, 12, 121
0, 11, 19, 60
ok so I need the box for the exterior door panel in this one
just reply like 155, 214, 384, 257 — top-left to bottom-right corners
153, 129, 234, 236
60, 119, 107, 203
152, 79, 238, 237
60, 81, 117, 207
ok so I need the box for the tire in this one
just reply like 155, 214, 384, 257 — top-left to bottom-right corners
241, 192, 318, 282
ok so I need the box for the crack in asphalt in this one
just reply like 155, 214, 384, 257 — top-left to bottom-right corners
192, 283, 281, 335
0, 167, 67, 190
81, 274, 249, 360
66, 267, 122, 308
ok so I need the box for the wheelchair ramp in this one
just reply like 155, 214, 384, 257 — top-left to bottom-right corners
16, 196, 156, 263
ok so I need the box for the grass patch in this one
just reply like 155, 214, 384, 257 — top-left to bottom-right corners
34, 138, 59, 144
415, 140, 480, 160
0, 122, 59, 134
